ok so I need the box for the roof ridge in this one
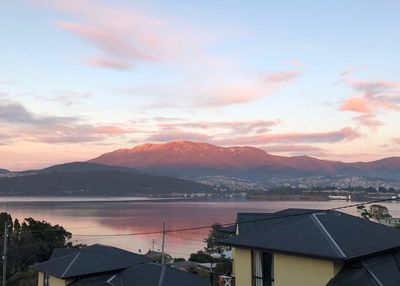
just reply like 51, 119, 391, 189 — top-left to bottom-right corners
361, 260, 383, 286
40, 252, 78, 264
157, 265, 167, 286
61, 252, 80, 278
311, 213, 346, 258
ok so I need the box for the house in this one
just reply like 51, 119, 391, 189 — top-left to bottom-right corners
219, 209, 400, 286
145, 250, 174, 264
377, 217, 400, 227
31, 244, 208, 286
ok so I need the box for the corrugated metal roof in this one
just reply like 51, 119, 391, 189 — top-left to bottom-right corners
327, 252, 400, 286
220, 209, 400, 261
31, 244, 151, 278
72, 263, 208, 286
115, 263, 208, 286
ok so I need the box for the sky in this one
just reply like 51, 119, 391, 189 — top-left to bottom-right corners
0, 0, 399, 170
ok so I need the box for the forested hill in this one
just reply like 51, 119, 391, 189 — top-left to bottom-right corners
0, 162, 211, 196
0, 168, 10, 174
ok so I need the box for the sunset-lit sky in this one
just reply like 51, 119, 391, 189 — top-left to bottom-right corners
1, 0, 399, 170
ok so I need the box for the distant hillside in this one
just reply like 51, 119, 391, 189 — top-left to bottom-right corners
90, 141, 400, 181
0, 168, 10, 174
0, 162, 211, 196
39, 162, 138, 173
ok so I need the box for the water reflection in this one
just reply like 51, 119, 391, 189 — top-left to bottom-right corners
1, 198, 399, 258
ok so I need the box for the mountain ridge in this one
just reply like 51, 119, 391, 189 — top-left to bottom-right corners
89, 141, 400, 180
0, 161, 212, 196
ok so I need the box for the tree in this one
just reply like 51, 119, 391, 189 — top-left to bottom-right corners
188, 250, 214, 263
0, 212, 81, 285
204, 223, 233, 254
357, 204, 392, 220
369, 204, 391, 220
357, 205, 371, 220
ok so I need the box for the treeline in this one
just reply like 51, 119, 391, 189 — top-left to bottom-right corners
0, 171, 212, 196
0, 212, 81, 286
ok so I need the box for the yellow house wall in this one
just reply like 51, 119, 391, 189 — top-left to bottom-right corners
37, 272, 73, 286
37, 272, 43, 286
274, 253, 338, 286
233, 248, 252, 286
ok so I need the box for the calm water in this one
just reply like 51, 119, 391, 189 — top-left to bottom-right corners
1, 197, 400, 258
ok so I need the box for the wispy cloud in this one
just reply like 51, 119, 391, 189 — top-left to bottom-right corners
0, 100, 132, 144
146, 130, 211, 142
215, 127, 360, 145
159, 119, 278, 134
37, 90, 92, 106
0, 101, 76, 125
45, 0, 186, 70
261, 144, 325, 153
340, 77, 400, 129
144, 119, 278, 142
198, 71, 302, 106
83, 56, 132, 70
260, 144, 328, 157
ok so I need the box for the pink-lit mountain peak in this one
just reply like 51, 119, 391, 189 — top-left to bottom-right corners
91, 140, 276, 169
89, 141, 400, 180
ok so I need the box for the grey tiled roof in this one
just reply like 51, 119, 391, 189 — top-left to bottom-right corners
31, 244, 151, 279
221, 209, 400, 261
71, 263, 208, 286
327, 252, 400, 285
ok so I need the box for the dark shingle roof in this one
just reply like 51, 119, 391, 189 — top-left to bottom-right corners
327, 252, 400, 286
111, 263, 208, 286
31, 244, 151, 279
71, 263, 208, 286
221, 209, 400, 261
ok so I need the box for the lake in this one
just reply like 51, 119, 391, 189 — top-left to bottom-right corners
1, 197, 399, 258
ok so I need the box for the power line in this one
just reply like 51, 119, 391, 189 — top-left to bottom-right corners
66, 197, 399, 237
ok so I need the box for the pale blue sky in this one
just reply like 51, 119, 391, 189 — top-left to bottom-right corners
0, 0, 399, 170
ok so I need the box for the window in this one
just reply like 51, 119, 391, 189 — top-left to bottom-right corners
43, 274, 50, 286
252, 250, 274, 286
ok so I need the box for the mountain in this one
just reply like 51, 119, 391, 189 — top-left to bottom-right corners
0, 162, 212, 196
39, 162, 138, 173
90, 141, 400, 181
0, 168, 10, 174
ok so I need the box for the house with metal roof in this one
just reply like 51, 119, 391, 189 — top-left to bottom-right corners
219, 209, 400, 286
31, 244, 208, 286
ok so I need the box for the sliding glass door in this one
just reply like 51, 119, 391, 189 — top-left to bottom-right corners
252, 250, 273, 286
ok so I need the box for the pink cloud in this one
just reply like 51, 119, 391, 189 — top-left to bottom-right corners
159, 119, 278, 134
146, 131, 211, 142
264, 71, 302, 83
340, 97, 371, 113
215, 127, 360, 145
392, 137, 400, 145
48, 0, 183, 70
83, 56, 132, 70
353, 114, 383, 130
340, 77, 400, 129
351, 80, 400, 98
200, 70, 302, 106
0, 100, 133, 144
261, 145, 324, 153
92, 126, 131, 135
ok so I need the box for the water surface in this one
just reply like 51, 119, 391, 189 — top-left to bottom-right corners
1, 197, 399, 258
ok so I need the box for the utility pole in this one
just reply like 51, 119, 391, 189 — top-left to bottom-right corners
152, 239, 156, 252
161, 222, 166, 265
2, 223, 8, 286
